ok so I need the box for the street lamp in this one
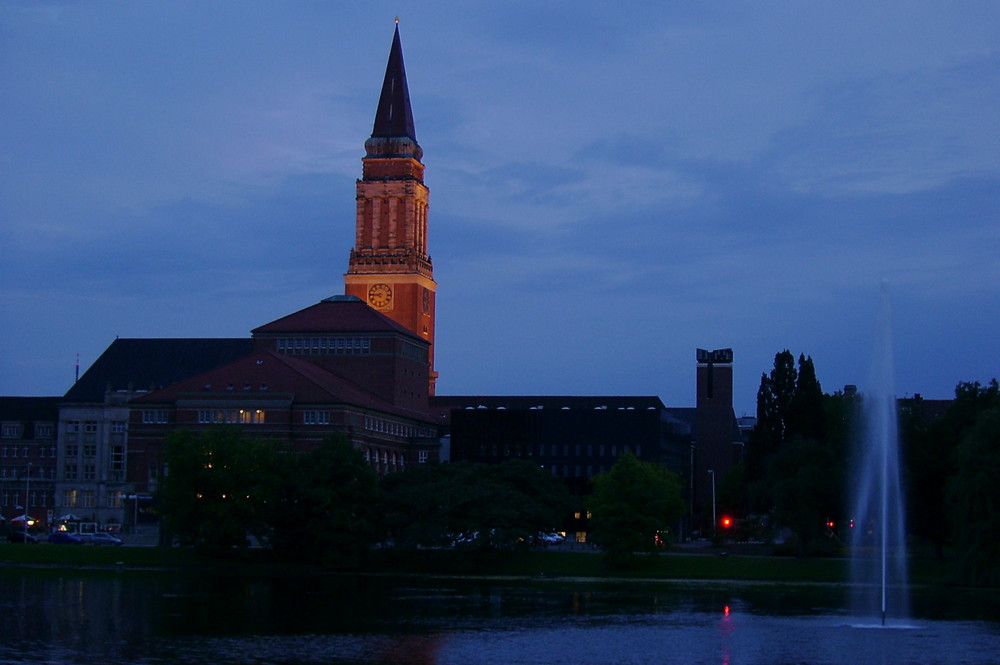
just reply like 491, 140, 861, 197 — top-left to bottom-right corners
708, 469, 716, 538
23, 463, 32, 538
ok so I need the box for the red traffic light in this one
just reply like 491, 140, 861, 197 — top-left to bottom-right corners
720, 516, 733, 529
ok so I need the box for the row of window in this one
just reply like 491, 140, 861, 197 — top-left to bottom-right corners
2, 423, 56, 439
196, 409, 266, 425
276, 336, 372, 355
0, 445, 58, 458
481, 443, 642, 459
141, 410, 169, 424
364, 416, 434, 439
302, 410, 330, 425
0, 466, 56, 480
550, 465, 610, 478
1, 490, 52, 508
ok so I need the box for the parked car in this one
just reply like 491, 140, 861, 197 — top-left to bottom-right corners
7, 531, 39, 544
48, 532, 84, 545
88, 532, 123, 546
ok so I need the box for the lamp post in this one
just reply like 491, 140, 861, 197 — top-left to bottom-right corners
23, 462, 32, 538
708, 469, 716, 539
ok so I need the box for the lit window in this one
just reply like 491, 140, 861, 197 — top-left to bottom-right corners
63, 489, 78, 507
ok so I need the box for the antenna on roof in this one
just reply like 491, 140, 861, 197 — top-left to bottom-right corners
75, 353, 79, 383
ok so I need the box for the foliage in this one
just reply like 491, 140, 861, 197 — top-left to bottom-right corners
159, 430, 381, 565
269, 436, 382, 567
945, 381, 1000, 585
159, 428, 286, 551
380, 459, 572, 551
586, 453, 684, 566
768, 435, 839, 556
743, 352, 854, 554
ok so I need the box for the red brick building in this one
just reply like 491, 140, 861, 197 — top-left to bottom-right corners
126, 297, 440, 496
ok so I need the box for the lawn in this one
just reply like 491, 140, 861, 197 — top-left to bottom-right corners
0, 543, 951, 587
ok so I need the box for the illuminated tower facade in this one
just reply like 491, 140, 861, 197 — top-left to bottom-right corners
345, 24, 438, 393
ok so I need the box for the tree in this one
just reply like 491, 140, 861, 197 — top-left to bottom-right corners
948, 406, 1000, 586
746, 350, 798, 509
789, 354, 825, 442
586, 453, 684, 566
767, 435, 838, 555
380, 459, 572, 551
270, 435, 382, 567
159, 428, 286, 551
909, 380, 1000, 562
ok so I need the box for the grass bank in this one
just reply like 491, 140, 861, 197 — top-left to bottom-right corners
0, 543, 951, 587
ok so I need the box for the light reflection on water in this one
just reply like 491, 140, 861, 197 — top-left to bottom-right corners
1, 572, 999, 665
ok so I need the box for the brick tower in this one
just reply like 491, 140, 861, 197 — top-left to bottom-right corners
345, 23, 438, 393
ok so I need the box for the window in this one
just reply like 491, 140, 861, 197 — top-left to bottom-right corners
142, 410, 169, 424
277, 336, 372, 356
83, 444, 96, 458
63, 489, 78, 508
36, 423, 54, 439
83, 464, 96, 481
64, 465, 78, 481
65, 444, 78, 458
106, 490, 124, 508
82, 490, 95, 508
2, 424, 21, 438
418, 450, 428, 463
197, 409, 265, 424
84, 421, 97, 434
303, 411, 330, 425
111, 421, 127, 434
66, 421, 80, 434
0, 446, 7, 458
110, 446, 124, 471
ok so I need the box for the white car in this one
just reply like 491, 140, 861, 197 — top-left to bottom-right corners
88, 532, 124, 546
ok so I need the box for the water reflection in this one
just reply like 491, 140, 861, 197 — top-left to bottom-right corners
1, 571, 999, 665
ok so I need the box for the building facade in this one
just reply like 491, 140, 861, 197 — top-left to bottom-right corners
0, 396, 60, 528
54, 339, 254, 527
126, 297, 441, 501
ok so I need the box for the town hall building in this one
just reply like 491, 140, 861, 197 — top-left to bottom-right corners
10, 23, 744, 536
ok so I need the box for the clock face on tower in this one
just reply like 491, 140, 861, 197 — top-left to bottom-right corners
368, 283, 393, 309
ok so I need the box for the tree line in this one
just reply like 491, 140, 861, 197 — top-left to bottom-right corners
735, 350, 1000, 584
159, 429, 685, 569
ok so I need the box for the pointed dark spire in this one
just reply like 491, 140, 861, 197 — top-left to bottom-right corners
372, 23, 416, 141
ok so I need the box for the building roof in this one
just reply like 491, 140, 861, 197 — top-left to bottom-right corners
63, 338, 254, 403
0, 396, 61, 421
132, 349, 435, 422
433, 395, 668, 411
372, 23, 416, 141
252, 296, 426, 343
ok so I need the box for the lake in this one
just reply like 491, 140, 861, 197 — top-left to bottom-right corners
2, 570, 999, 664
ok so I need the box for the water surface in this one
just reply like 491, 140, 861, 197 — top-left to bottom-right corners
2, 572, 998, 664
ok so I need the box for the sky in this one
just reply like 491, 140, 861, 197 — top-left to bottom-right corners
2, 2, 998, 417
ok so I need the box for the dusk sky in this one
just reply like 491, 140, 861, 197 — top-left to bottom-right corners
3, 2, 998, 416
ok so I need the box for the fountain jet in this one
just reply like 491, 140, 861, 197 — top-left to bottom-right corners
850, 282, 909, 625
